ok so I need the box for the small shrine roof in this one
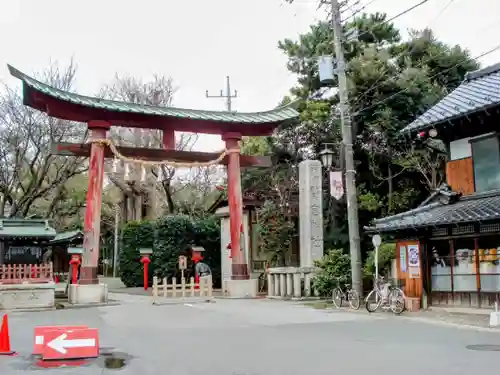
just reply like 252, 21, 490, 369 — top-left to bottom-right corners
8, 65, 299, 135
0, 219, 56, 240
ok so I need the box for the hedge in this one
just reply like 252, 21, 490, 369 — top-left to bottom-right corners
118, 215, 220, 288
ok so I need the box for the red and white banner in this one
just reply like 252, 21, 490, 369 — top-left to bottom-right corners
329, 171, 344, 200
42, 328, 99, 360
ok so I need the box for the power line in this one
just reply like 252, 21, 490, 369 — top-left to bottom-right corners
352, 0, 500, 106
353, 0, 430, 41
205, 76, 238, 112
342, 0, 381, 22
353, 44, 500, 117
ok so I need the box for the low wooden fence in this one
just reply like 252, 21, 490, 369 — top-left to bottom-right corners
0, 263, 54, 284
152, 275, 213, 302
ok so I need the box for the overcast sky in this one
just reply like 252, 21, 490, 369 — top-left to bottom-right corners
1, 0, 499, 151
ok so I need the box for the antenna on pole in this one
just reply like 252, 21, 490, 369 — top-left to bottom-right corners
206, 76, 238, 111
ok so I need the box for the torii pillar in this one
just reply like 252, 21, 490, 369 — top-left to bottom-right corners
74, 120, 109, 303
223, 132, 250, 284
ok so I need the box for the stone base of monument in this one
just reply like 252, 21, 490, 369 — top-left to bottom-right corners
68, 283, 108, 305
0, 283, 56, 311
224, 279, 258, 298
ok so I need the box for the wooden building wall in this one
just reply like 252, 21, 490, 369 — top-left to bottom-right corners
446, 157, 475, 195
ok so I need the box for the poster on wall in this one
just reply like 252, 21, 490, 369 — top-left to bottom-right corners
408, 244, 420, 267
407, 244, 420, 278
399, 246, 407, 272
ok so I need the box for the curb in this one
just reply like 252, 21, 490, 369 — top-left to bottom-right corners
56, 300, 121, 309
152, 298, 215, 306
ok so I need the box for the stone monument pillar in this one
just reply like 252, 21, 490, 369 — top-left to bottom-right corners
299, 160, 324, 267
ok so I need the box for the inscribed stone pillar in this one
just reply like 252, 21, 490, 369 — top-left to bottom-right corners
299, 160, 324, 267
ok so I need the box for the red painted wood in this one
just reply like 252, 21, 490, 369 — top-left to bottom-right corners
81, 127, 108, 283
34, 326, 87, 355
51, 142, 273, 167
41, 328, 99, 360
162, 129, 175, 149
0, 263, 53, 284
224, 134, 249, 280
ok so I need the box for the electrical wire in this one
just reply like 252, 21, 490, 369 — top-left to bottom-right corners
352, 43, 500, 117
348, 0, 430, 42
342, 0, 381, 22
351, 15, 500, 109
351, 0, 460, 107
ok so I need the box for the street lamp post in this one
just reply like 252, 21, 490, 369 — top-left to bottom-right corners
318, 144, 334, 170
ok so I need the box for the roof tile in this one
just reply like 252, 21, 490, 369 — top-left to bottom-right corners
8, 65, 299, 125
403, 63, 500, 133
366, 191, 500, 233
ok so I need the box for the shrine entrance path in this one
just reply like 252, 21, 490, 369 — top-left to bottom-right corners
1, 297, 499, 375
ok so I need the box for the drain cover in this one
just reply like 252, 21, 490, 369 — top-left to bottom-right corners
466, 344, 500, 351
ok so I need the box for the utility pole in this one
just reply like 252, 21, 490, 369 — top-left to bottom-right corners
331, 0, 363, 296
206, 76, 238, 111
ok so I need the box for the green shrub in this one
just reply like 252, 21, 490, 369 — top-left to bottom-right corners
363, 242, 396, 279
312, 249, 351, 297
118, 220, 155, 287
118, 215, 221, 288
153, 215, 195, 281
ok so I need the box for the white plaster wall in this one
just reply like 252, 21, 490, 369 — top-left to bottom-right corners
217, 207, 251, 282
449, 137, 471, 160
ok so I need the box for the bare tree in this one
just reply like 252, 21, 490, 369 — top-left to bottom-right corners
0, 59, 88, 219
100, 74, 222, 217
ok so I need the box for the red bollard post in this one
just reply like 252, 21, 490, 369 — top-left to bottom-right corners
139, 248, 153, 291
67, 247, 84, 284
69, 255, 81, 284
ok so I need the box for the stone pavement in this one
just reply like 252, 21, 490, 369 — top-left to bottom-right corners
1, 295, 500, 374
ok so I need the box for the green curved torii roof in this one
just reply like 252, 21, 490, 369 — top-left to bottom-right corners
8, 65, 299, 128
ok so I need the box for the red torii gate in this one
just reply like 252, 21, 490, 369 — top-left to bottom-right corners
8, 65, 298, 287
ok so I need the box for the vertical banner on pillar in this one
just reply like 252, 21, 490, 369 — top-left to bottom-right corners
329, 171, 344, 200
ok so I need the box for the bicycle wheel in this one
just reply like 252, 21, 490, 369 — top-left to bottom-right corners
347, 289, 360, 310
389, 288, 405, 315
365, 289, 382, 313
332, 288, 343, 308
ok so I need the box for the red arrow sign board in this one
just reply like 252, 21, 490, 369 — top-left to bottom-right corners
33, 326, 88, 355
41, 328, 99, 360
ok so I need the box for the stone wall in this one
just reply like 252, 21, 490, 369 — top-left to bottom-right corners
0, 283, 56, 310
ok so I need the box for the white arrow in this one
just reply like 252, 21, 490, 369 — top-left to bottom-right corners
47, 333, 96, 354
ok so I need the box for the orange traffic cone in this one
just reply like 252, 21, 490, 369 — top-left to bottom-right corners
0, 314, 16, 355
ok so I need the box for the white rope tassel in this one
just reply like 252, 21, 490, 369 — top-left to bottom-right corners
140, 166, 146, 181
112, 158, 118, 173
157, 166, 163, 182
124, 163, 130, 181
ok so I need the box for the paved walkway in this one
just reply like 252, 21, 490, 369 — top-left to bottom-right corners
1, 296, 500, 374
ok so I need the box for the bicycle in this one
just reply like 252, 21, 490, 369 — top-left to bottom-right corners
365, 276, 405, 315
332, 277, 360, 309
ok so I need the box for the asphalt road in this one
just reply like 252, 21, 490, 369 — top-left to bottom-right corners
1, 296, 499, 374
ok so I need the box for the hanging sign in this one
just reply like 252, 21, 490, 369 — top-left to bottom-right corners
329, 171, 344, 200
178, 255, 187, 270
